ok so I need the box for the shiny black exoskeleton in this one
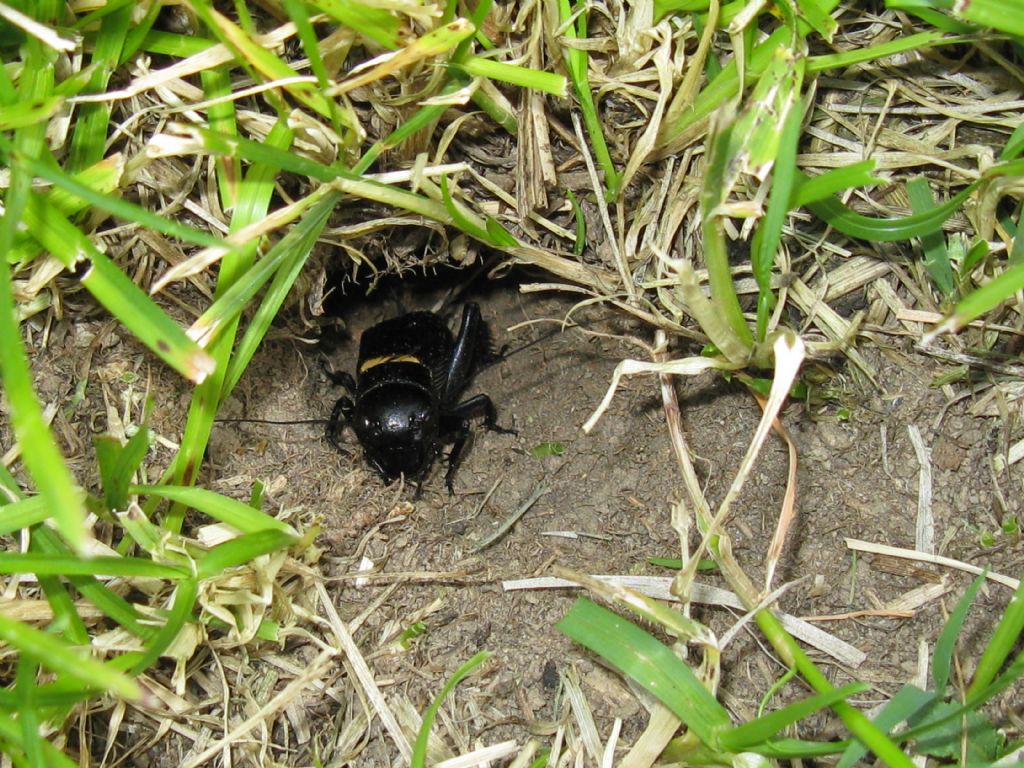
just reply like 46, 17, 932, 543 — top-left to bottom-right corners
326, 303, 514, 492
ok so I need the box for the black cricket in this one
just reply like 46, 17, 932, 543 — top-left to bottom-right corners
326, 303, 515, 492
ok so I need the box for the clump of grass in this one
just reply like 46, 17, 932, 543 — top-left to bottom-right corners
557, 572, 1024, 765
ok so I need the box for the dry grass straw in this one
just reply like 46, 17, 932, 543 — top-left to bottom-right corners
845, 539, 1020, 591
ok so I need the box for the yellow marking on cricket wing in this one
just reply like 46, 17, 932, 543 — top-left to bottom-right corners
360, 354, 421, 373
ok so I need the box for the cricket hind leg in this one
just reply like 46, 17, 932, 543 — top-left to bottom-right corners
442, 303, 485, 403
447, 393, 516, 435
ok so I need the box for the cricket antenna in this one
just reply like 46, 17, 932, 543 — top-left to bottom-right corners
477, 320, 573, 373
214, 417, 329, 426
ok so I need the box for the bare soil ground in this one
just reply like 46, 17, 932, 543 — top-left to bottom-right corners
16, 271, 1020, 765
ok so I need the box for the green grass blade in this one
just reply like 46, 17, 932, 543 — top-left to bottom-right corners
0, 614, 141, 701
836, 685, 936, 768
907, 177, 954, 296
557, 0, 620, 198
188, 2, 336, 120
163, 121, 291, 529
0, 553, 190, 580
473, 82, 519, 133
32, 572, 90, 646
485, 216, 519, 247
747, 737, 849, 758
966, 647, 1024, 713
953, 0, 1024, 36
0, 711, 78, 768
0, 495, 51, 535
15, 656, 43, 767
193, 125, 340, 180
0, 95, 63, 130
120, 1, 162, 63
115, 505, 167, 556
459, 57, 567, 96
308, 0, 403, 49
68, 582, 151, 636
138, 29, 215, 57
807, 30, 955, 72
351, 15, 518, 174
440, 174, 499, 244
32, 526, 152, 639
343, 0, 520, 170
0, 686, 98, 710
336, 173, 463, 226
67, 4, 131, 171
111, 426, 153, 507
751, 95, 804, 340
0, 53, 87, 551
412, 651, 492, 768
790, 160, 882, 207
658, 26, 789, 154
131, 485, 294, 535
5, 141, 231, 250
201, 66, 241, 211
727, 43, 805, 180
960, 239, 990, 278
128, 578, 199, 675
189, 192, 329, 348
194, 129, 457, 226
192, 127, 478, 234
223, 191, 341, 398
278, 0, 329, 88
19, 192, 215, 383
456, 0, 495, 59
27, 530, 91, 646
720, 682, 870, 751
885, 1, 975, 33
0, 462, 23, 500
95, 425, 151, 512
936, 261, 1024, 333
94, 436, 122, 509
1001, 121, 1024, 160
804, 173, 979, 241
967, 577, 1024, 698
1009, 212, 1024, 264
0, 47, 15, 104
6, 154, 124, 266
701, 123, 755, 350
353, 100, 449, 174
557, 598, 732, 747
653, 0, 709, 18
196, 529, 297, 580
796, 0, 838, 39
53, 64, 104, 99
675, 261, 751, 363
282, 0, 347, 138
748, 606, 914, 767
70, 0, 133, 29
